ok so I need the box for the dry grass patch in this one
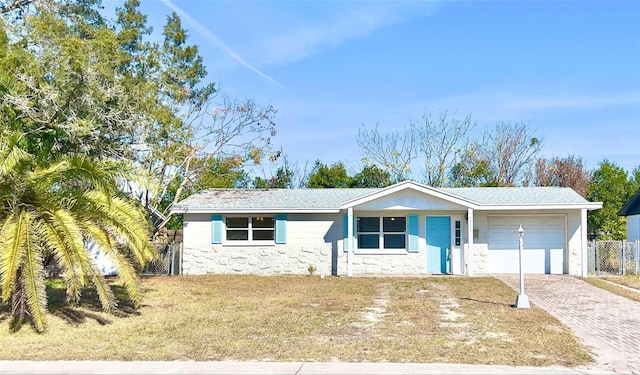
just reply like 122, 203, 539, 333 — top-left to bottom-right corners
0, 275, 591, 367
583, 276, 640, 303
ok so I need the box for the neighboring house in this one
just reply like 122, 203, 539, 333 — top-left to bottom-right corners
171, 181, 602, 277
618, 190, 640, 241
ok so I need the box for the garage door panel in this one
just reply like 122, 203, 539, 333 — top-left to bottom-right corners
488, 216, 565, 275
488, 249, 547, 273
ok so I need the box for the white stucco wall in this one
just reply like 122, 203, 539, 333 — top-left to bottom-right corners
182, 209, 587, 276
181, 213, 341, 276
182, 210, 468, 276
628, 215, 640, 242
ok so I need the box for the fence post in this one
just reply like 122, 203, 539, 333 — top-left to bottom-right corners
171, 244, 176, 275
621, 241, 625, 275
179, 243, 183, 275
595, 241, 600, 274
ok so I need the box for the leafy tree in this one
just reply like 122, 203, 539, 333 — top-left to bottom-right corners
1, 0, 278, 232
1, 1, 147, 159
307, 160, 353, 188
351, 164, 392, 188
448, 143, 494, 187
534, 155, 591, 198
587, 160, 633, 240
253, 167, 295, 189
356, 124, 416, 183
412, 110, 475, 187
251, 151, 304, 189
629, 166, 640, 197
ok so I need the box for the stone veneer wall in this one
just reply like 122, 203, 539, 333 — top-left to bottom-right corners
182, 244, 334, 275
182, 245, 429, 276
468, 244, 489, 275
335, 251, 426, 275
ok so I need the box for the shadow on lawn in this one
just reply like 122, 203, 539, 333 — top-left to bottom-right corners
459, 296, 512, 307
0, 279, 141, 332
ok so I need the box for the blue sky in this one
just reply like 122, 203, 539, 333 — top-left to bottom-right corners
109, 0, 640, 178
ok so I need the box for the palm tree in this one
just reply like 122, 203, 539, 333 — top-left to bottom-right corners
0, 131, 157, 332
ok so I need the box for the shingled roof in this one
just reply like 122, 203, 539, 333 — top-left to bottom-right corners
171, 181, 600, 213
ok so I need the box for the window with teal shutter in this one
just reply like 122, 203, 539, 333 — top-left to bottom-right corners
407, 214, 419, 253
275, 214, 287, 244
211, 214, 223, 244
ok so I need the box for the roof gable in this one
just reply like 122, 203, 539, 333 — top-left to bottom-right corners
351, 188, 468, 210
340, 181, 475, 209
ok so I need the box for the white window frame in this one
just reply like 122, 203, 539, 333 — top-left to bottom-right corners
224, 216, 275, 246
355, 216, 407, 254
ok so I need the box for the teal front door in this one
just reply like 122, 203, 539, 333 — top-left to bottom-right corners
426, 216, 451, 274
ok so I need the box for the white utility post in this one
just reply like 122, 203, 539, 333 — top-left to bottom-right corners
515, 224, 530, 308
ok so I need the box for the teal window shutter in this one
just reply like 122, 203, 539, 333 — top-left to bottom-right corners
343, 215, 349, 252
407, 214, 419, 253
212, 215, 223, 244
275, 214, 287, 244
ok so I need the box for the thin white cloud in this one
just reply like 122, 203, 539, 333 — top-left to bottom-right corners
249, 2, 442, 66
158, 0, 285, 89
402, 89, 640, 123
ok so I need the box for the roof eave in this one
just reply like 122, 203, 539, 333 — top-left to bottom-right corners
618, 190, 640, 216
170, 207, 340, 214
477, 203, 603, 211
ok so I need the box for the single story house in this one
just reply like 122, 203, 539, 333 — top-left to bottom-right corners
171, 181, 602, 277
618, 190, 640, 241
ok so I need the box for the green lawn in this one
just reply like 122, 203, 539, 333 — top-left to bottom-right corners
0, 275, 592, 367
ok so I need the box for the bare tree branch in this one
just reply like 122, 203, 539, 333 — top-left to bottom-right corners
479, 121, 543, 186
0, 0, 35, 15
413, 109, 475, 187
356, 123, 416, 183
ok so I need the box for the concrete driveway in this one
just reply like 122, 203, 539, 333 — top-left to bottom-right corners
497, 275, 640, 375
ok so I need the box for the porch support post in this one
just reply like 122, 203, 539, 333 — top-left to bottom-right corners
347, 206, 354, 277
581, 208, 588, 277
467, 208, 474, 277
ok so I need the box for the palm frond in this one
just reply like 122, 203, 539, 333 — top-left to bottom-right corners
80, 222, 141, 308
0, 71, 16, 95
0, 211, 26, 302
78, 223, 118, 310
24, 159, 69, 188
39, 208, 87, 303
59, 155, 117, 198
0, 133, 32, 177
21, 216, 48, 332
88, 270, 116, 312
80, 190, 156, 266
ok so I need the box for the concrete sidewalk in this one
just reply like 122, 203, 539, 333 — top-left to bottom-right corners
0, 361, 616, 375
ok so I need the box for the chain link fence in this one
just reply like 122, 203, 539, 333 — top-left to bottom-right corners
589, 240, 640, 275
142, 243, 183, 276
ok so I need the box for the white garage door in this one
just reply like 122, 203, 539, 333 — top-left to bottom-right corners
488, 215, 566, 274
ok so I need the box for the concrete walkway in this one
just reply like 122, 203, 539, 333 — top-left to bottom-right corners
0, 360, 617, 374
497, 275, 640, 375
